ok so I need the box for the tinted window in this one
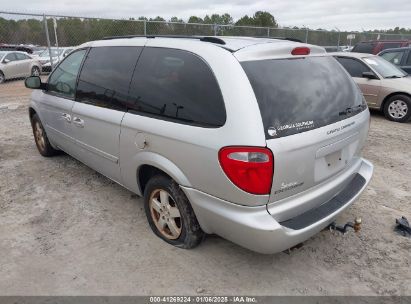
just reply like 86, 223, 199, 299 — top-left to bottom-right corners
4, 53, 17, 61
128, 47, 225, 127
76, 46, 142, 111
380, 50, 404, 65
352, 43, 375, 53
335, 57, 371, 77
48, 49, 87, 98
406, 52, 411, 65
241, 56, 365, 138
381, 43, 402, 51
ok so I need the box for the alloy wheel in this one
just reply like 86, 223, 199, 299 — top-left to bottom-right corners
388, 100, 408, 119
149, 189, 182, 240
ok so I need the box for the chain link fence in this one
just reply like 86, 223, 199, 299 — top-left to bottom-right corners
1, 11, 411, 104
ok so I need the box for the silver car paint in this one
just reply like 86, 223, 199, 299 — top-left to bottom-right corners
29, 37, 373, 253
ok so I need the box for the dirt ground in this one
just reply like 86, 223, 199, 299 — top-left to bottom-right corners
0, 79, 410, 296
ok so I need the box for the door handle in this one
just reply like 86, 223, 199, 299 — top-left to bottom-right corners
61, 113, 71, 123
73, 117, 84, 128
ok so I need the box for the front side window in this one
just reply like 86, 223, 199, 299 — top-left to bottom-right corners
128, 47, 226, 127
4, 53, 17, 62
407, 52, 411, 65
242, 56, 366, 138
76, 46, 142, 111
335, 57, 371, 78
380, 51, 404, 66
48, 49, 87, 98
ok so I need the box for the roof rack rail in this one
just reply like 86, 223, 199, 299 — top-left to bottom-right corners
270, 37, 303, 43
102, 35, 226, 45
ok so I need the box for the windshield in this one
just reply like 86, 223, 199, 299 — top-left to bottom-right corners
241, 56, 366, 138
39, 48, 63, 57
363, 56, 407, 78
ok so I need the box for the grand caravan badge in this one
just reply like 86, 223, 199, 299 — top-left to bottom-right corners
268, 120, 314, 137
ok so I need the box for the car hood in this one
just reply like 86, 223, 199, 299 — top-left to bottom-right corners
380, 76, 411, 93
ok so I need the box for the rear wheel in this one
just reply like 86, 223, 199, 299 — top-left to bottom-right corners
31, 66, 40, 76
383, 94, 411, 123
31, 114, 58, 157
144, 175, 204, 249
0, 71, 4, 84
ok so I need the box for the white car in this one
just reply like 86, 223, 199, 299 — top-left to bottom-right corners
38, 47, 74, 72
0, 51, 41, 83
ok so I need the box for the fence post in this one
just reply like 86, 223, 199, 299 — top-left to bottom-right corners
267, 27, 270, 37
337, 31, 341, 48
43, 14, 54, 70
143, 19, 147, 35
214, 24, 217, 36
305, 28, 309, 43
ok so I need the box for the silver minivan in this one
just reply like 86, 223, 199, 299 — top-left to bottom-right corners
25, 36, 373, 254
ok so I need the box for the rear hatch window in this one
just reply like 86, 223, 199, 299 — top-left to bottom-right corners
241, 56, 366, 138
352, 43, 376, 53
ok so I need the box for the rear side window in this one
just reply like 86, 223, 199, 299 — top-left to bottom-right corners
381, 43, 402, 51
128, 47, 226, 127
76, 46, 142, 111
352, 43, 375, 53
241, 56, 365, 138
335, 57, 371, 77
406, 52, 411, 65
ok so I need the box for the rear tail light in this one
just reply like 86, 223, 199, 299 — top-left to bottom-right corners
291, 47, 310, 56
218, 147, 274, 195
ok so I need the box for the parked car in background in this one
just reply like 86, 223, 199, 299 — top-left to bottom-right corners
0, 51, 41, 83
333, 52, 411, 122
0, 44, 34, 54
24, 36, 373, 253
351, 40, 410, 55
31, 46, 47, 57
38, 47, 74, 72
378, 47, 411, 74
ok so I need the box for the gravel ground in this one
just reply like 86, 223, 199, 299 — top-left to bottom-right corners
0, 80, 410, 296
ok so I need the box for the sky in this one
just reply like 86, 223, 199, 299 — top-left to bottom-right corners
1, 0, 410, 31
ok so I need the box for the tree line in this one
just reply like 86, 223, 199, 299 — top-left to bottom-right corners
0, 11, 410, 47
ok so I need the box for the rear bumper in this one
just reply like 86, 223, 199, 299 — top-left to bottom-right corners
181, 158, 373, 254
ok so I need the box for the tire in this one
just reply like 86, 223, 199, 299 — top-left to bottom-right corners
383, 94, 411, 123
144, 175, 204, 249
30, 113, 58, 157
31, 66, 40, 76
0, 71, 4, 84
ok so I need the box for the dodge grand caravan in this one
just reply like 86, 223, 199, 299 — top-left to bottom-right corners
25, 36, 373, 254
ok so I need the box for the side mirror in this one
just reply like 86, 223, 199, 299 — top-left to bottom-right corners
25, 76, 46, 90
362, 71, 378, 80
3, 58, 10, 64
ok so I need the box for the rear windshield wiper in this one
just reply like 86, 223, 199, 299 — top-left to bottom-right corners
339, 105, 364, 116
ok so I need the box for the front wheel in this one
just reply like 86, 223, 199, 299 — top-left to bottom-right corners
31, 66, 40, 76
31, 113, 59, 157
144, 175, 204, 249
383, 95, 411, 123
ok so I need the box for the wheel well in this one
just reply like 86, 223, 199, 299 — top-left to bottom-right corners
138, 165, 171, 195
380, 92, 411, 111
29, 107, 36, 120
